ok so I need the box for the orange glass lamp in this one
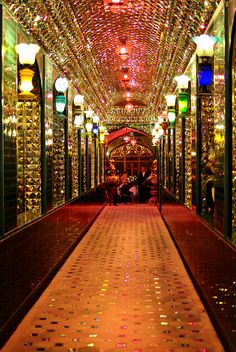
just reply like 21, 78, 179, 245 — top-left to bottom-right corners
15, 43, 39, 65
18, 68, 35, 98
104, 0, 128, 13
99, 125, 105, 144
120, 72, 131, 83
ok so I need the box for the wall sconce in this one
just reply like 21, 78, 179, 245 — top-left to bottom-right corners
192, 34, 217, 57
74, 94, 84, 106
174, 75, 190, 90
73, 94, 84, 128
85, 110, 94, 134
165, 94, 176, 127
93, 115, 100, 124
55, 77, 69, 93
74, 114, 84, 128
85, 119, 93, 134
174, 75, 190, 114
192, 34, 217, 89
92, 115, 100, 136
15, 43, 39, 65
99, 125, 106, 144
167, 110, 176, 127
55, 94, 66, 113
159, 114, 169, 134
18, 68, 35, 98
165, 94, 176, 108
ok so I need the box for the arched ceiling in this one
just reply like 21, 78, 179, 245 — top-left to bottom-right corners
4, 0, 219, 128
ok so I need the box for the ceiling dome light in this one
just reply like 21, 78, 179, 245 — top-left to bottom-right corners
125, 103, 134, 110
116, 42, 131, 61
104, 0, 128, 13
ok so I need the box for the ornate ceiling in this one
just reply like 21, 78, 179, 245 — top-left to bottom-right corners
3, 0, 219, 128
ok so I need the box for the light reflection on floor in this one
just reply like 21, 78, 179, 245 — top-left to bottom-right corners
2, 205, 224, 352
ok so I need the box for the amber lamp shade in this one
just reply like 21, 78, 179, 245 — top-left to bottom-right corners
19, 68, 35, 98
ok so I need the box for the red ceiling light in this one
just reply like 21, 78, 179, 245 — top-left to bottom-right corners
116, 40, 131, 61
123, 135, 130, 143
125, 102, 134, 110
104, 0, 128, 13
130, 137, 137, 146
120, 68, 131, 83
125, 90, 132, 101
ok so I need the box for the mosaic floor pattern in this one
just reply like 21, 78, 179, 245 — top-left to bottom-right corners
2, 205, 224, 352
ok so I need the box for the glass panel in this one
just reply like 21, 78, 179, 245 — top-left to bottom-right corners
2, 9, 18, 232
15, 31, 42, 227
232, 28, 236, 244
67, 85, 73, 199
201, 4, 225, 232
81, 129, 86, 192
185, 59, 197, 209
16, 101, 41, 226
45, 58, 54, 211
70, 89, 79, 198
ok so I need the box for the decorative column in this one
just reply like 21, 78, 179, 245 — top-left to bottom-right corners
73, 94, 84, 196
175, 75, 190, 203
166, 94, 177, 192
85, 109, 93, 190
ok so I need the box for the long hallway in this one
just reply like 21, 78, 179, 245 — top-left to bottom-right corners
2, 205, 224, 352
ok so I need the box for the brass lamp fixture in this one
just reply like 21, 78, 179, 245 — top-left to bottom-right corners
192, 34, 217, 92
73, 94, 84, 128
165, 94, 177, 128
174, 75, 190, 114
15, 43, 40, 99
55, 77, 68, 114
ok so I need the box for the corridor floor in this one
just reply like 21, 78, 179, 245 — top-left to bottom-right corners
2, 205, 224, 352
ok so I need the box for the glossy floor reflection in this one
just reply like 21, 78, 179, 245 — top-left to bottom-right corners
2, 205, 224, 352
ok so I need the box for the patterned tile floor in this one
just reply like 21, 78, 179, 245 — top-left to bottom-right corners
2, 205, 224, 352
